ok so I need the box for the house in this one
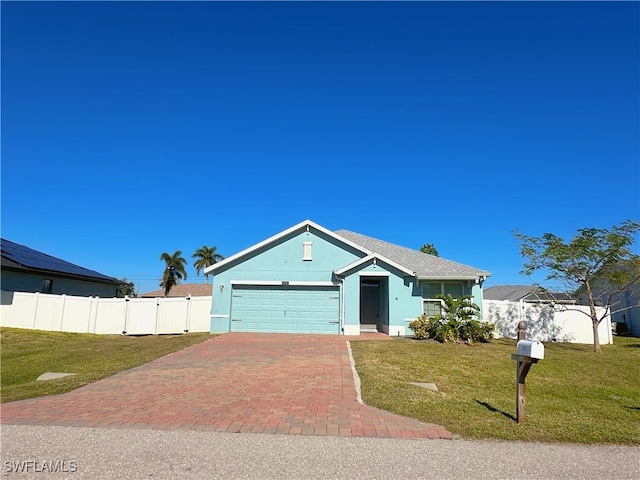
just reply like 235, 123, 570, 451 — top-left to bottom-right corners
574, 260, 640, 337
0, 238, 122, 298
205, 220, 490, 336
483, 285, 575, 304
140, 283, 213, 298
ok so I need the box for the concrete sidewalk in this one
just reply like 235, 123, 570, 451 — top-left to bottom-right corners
0, 333, 451, 439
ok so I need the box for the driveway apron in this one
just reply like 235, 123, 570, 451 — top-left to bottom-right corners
0, 333, 452, 439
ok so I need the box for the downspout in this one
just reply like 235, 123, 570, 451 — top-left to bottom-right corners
334, 271, 345, 335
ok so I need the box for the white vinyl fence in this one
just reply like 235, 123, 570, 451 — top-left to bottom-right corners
483, 300, 612, 345
0, 291, 212, 335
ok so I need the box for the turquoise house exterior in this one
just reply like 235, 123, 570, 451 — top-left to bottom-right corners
206, 220, 491, 336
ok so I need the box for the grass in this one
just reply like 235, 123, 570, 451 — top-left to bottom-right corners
350, 336, 640, 445
0, 327, 212, 403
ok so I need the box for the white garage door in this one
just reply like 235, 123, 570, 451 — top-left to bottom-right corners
230, 285, 340, 334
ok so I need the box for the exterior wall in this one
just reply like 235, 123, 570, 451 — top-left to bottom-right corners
0, 291, 211, 335
1, 269, 119, 297
471, 283, 484, 315
609, 284, 640, 337
210, 229, 364, 334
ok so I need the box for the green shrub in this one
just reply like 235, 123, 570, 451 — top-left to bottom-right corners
408, 314, 437, 340
408, 295, 494, 343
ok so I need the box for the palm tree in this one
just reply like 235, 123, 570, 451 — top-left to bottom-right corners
160, 250, 188, 296
192, 245, 224, 284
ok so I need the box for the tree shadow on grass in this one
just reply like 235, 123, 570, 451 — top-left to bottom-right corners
475, 400, 516, 421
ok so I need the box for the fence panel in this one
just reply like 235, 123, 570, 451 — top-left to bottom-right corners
156, 298, 188, 334
1, 291, 38, 329
188, 297, 212, 332
93, 298, 127, 334
33, 294, 65, 331
59, 295, 93, 333
126, 298, 158, 335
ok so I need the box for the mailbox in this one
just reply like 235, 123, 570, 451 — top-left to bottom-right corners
516, 340, 544, 360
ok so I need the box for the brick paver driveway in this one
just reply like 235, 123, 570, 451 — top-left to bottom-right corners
0, 333, 452, 439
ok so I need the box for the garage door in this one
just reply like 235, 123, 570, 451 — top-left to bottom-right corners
230, 285, 340, 334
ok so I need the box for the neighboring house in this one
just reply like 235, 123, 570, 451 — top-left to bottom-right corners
483, 285, 575, 304
575, 261, 640, 337
140, 283, 213, 298
205, 220, 490, 336
1, 238, 122, 297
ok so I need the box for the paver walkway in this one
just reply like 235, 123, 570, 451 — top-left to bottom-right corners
0, 333, 452, 439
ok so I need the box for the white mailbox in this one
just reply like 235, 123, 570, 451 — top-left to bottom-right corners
516, 340, 544, 360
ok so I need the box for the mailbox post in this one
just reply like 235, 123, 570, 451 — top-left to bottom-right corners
511, 339, 544, 423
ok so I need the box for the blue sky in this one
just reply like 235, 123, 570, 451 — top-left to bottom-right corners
2, 1, 638, 295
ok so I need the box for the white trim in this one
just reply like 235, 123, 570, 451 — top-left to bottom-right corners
230, 280, 340, 287
388, 325, 405, 337
205, 220, 372, 274
358, 271, 390, 277
418, 275, 484, 281
210, 314, 230, 318
343, 324, 360, 336
334, 254, 414, 277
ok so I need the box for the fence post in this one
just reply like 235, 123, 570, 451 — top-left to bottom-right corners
123, 296, 130, 335
59, 294, 67, 332
185, 295, 191, 333
32, 292, 40, 330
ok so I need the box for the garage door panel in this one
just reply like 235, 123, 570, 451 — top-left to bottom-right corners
231, 286, 340, 334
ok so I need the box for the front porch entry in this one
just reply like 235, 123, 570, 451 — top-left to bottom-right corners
359, 277, 387, 333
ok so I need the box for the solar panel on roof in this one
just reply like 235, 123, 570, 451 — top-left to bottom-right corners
0, 238, 118, 282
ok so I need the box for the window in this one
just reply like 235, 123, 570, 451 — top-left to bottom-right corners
303, 242, 312, 261
422, 281, 466, 299
443, 283, 464, 298
421, 281, 467, 316
41, 279, 53, 293
422, 282, 441, 299
423, 300, 442, 317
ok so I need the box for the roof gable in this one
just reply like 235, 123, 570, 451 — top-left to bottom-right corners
334, 253, 415, 277
205, 220, 371, 275
1, 238, 120, 284
335, 230, 490, 280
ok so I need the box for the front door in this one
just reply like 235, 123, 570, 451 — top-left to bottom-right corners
360, 279, 380, 331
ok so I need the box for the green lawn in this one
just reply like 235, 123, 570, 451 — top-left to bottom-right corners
0, 327, 212, 403
350, 336, 640, 445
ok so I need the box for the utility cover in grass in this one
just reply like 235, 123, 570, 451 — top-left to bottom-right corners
409, 382, 438, 392
36, 372, 77, 381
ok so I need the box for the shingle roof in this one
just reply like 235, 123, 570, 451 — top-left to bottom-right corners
334, 230, 491, 280
139, 283, 213, 297
0, 238, 120, 284
483, 285, 534, 301
484, 285, 574, 303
